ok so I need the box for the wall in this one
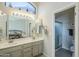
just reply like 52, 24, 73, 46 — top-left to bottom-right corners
38, 2, 76, 57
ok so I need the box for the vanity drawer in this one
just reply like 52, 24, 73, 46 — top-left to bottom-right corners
22, 43, 32, 48
0, 45, 22, 54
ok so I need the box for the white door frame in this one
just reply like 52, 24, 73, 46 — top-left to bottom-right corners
52, 3, 79, 57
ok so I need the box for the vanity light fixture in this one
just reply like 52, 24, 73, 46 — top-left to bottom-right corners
11, 11, 35, 20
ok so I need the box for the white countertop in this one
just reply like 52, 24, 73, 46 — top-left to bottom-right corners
0, 37, 44, 49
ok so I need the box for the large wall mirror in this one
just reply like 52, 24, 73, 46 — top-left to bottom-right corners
7, 15, 34, 39
0, 11, 45, 40
0, 11, 45, 41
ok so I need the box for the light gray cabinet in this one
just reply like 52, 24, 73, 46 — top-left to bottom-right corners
0, 45, 22, 57
10, 50, 22, 57
39, 42, 43, 54
1, 50, 22, 57
38, 41, 43, 55
22, 43, 33, 57
0, 49, 10, 57
32, 41, 43, 56
23, 48, 32, 57
32, 45, 39, 56
0, 40, 43, 57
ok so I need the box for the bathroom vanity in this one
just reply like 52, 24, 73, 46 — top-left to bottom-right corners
0, 38, 44, 57
0, 8, 45, 57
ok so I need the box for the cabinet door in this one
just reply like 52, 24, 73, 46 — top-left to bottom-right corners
10, 50, 22, 57
23, 47, 32, 57
39, 44, 43, 54
38, 41, 43, 54
32, 45, 39, 56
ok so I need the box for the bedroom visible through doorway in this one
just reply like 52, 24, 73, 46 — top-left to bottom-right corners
55, 7, 75, 57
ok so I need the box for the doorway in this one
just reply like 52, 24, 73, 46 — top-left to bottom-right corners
55, 7, 75, 57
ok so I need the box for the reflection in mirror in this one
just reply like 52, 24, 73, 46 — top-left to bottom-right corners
8, 15, 33, 39
7, 14, 45, 40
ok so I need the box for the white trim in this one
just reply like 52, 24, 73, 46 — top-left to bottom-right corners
74, 3, 79, 57
51, 14, 55, 57
31, 2, 38, 16
31, 2, 38, 20
52, 3, 78, 57
53, 3, 76, 14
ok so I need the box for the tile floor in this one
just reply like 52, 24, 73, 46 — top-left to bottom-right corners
55, 48, 73, 57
